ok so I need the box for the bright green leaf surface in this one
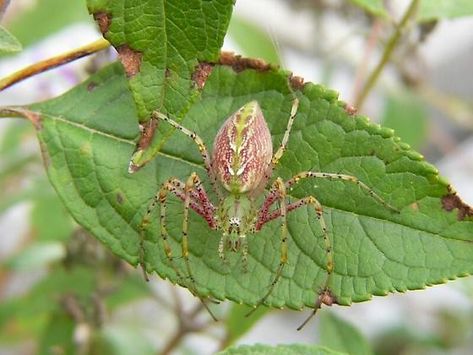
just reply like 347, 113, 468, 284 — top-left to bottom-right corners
0, 25, 22, 54
24, 62, 473, 311
218, 344, 344, 355
86, 0, 234, 167
419, 0, 473, 21
319, 311, 373, 355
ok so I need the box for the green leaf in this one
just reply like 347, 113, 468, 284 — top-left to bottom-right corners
228, 16, 281, 65
419, 0, 473, 21
348, 0, 388, 18
14, 61, 473, 312
0, 25, 22, 54
4, 0, 92, 48
5, 242, 65, 270
381, 92, 427, 150
223, 304, 271, 347
218, 344, 345, 355
319, 311, 373, 355
86, 0, 235, 168
38, 312, 75, 355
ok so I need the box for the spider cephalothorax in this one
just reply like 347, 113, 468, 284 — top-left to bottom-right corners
140, 98, 398, 325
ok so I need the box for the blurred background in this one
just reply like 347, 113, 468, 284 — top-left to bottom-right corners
0, 0, 472, 354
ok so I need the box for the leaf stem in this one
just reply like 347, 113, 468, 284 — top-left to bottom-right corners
354, 0, 420, 109
0, 38, 110, 91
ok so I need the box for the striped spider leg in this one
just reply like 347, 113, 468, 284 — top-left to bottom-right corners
139, 173, 218, 320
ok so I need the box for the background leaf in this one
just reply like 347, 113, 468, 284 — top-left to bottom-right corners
3, 0, 92, 48
348, 0, 388, 18
381, 91, 427, 150
419, 0, 473, 22
0, 25, 22, 54
319, 311, 373, 355
228, 16, 281, 65
16, 61, 473, 312
218, 343, 345, 355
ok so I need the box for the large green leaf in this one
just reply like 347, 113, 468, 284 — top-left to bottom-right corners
7, 61, 471, 312
86, 0, 234, 168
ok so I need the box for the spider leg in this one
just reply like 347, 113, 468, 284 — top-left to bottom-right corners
284, 172, 399, 213
152, 110, 223, 202
247, 178, 288, 316
183, 172, 218, 321
257, 171, 397, 230
261, 98, 299, 185
256, 195, 334, 327
139, 178, 203, 281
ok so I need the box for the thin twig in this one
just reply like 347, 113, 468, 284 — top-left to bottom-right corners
0, 38, 110, 91
354, 0, 420, 109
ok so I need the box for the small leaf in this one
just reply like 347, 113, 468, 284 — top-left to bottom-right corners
38, 312, 75, 355
381, 92, 427, 150
0, 25, 22, 54
419, 0, 473, 22
348, 0, 388, 18
224, 304, 270, 347
228, 16, 281, 65
5, 242, 65, 270
319, 311, 373, 355
218, 344, 345, 355
4, 0, 92, 48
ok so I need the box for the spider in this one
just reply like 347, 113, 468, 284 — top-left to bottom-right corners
139, 98, 398, 324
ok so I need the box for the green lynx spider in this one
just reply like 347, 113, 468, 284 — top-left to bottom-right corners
139, 98, 398, 326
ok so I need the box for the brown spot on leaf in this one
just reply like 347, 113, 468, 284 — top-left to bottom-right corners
410, 201, 419, 211
87, 82, 97, 91
343, 102, 357, 115
192, 62, 214, 90
289, 75, 304, 90
93, 12, 111, 35
117, 45, 143, 77
137, 118, 158, 151
219, 51, 272, 72
442, 188, 473, 220
116, 193, 124, 205
165, 68, 171, 78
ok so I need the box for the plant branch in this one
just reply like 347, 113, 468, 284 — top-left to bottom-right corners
0, 38, 110, 91
354, 0, 420, 109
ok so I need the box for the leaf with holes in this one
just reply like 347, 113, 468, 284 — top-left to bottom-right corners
86, 0, 235, 169
6, 61, 473, 317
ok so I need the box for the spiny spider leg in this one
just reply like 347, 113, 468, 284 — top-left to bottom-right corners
182, 173, 218, 320
152, 110, 223, 201
263, 98, 299, 182
167, 179, 216, 228
140, 178, 206, 280
257, 171, 398, 230
284, 172, 399, 213
246, 178, 289, 317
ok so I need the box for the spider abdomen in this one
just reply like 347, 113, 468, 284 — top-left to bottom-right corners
212, 101, 273, 194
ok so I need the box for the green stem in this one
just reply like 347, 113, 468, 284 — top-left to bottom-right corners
354, 0, 420, 109
0, 38, 110, 91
